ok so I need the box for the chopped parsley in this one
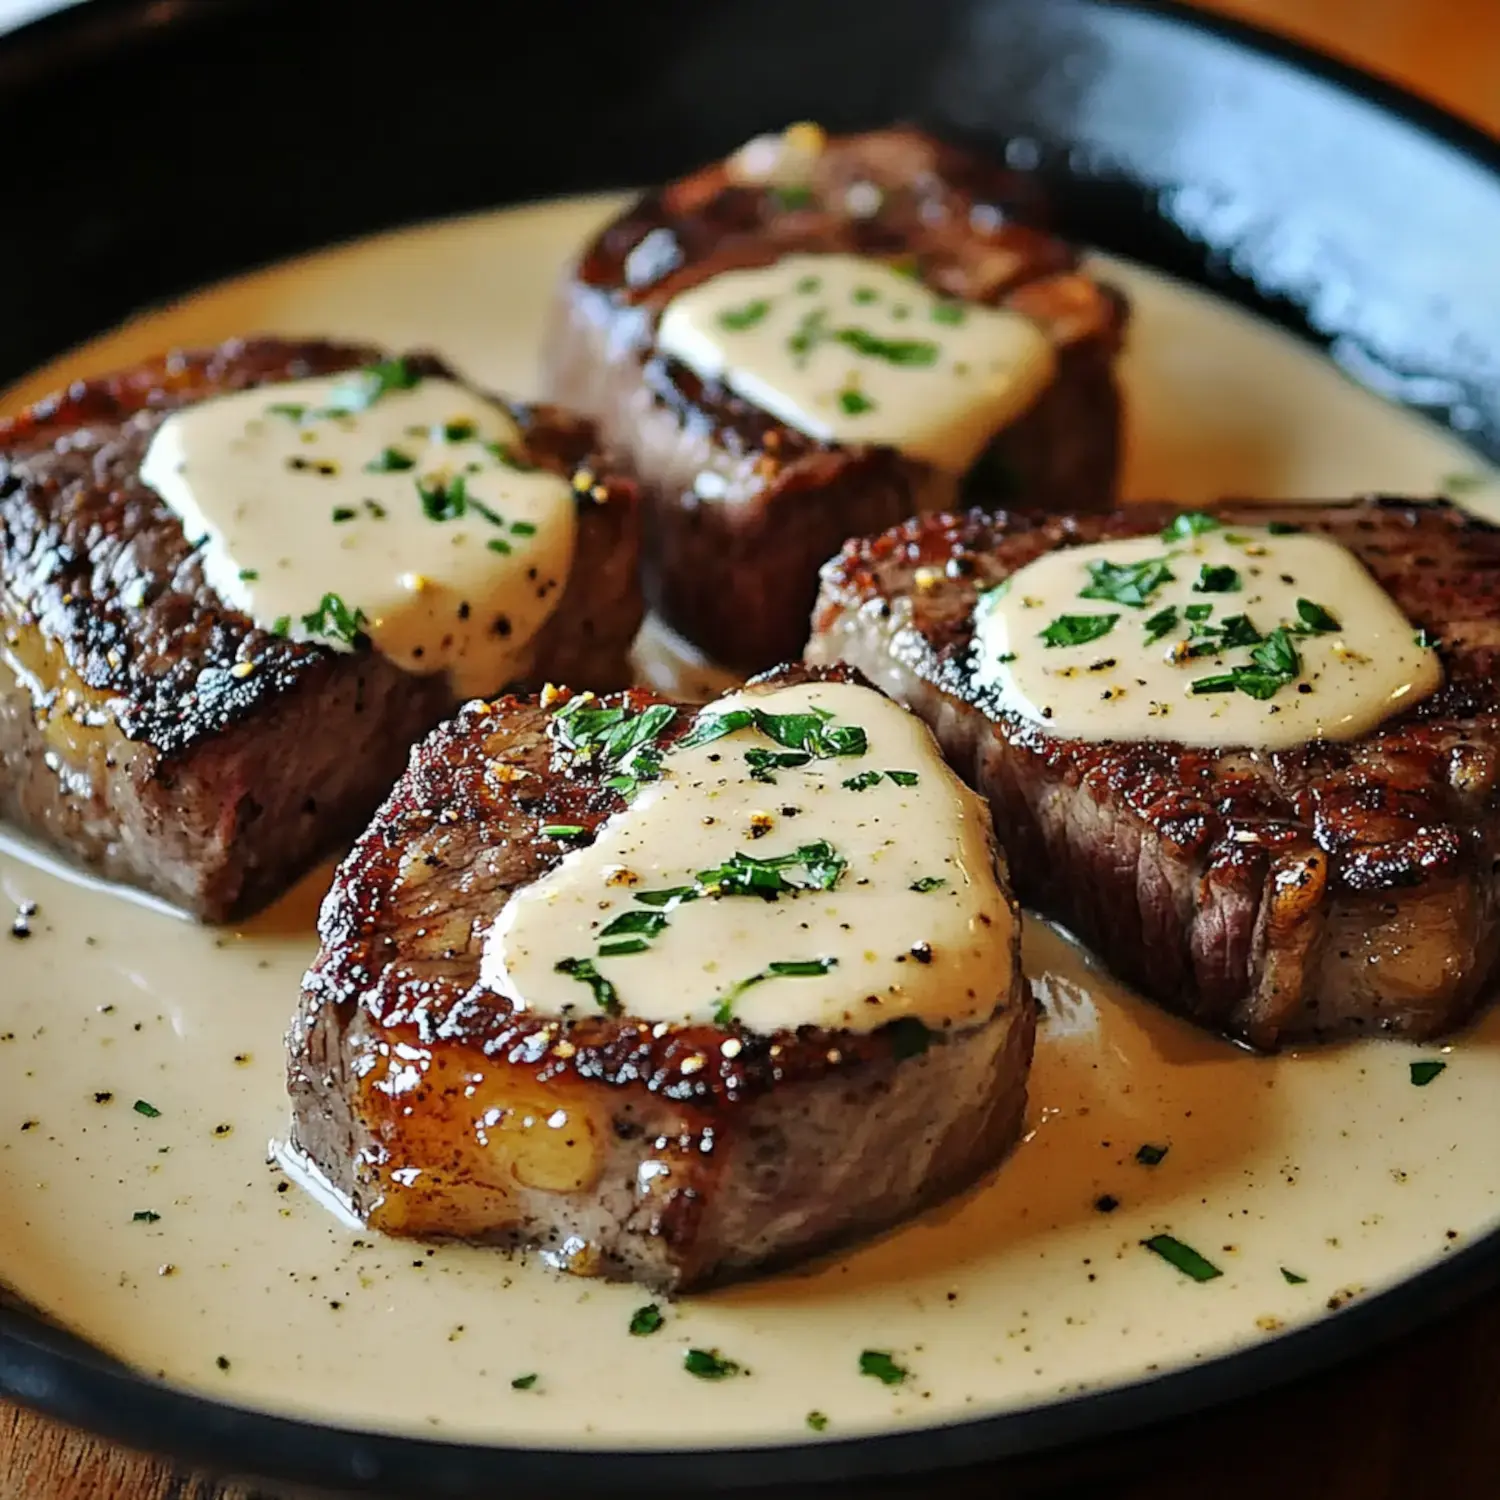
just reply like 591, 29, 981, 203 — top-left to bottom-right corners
237, 568, 259, 582
680, 705, 867, 760
442, 419, 477, 442
931, 300, 966, 325
1266, 521, 1300, 534
795, 274, 822, 294
1040, 613, 1118, 648
1141, 1234, 1222, 1281
299, 593, 369, 649
271, 616, 291, 637
1441, 471, 1487, 496
1295, 598, 1340, 633
835, 328, 939, 366
713, 958, 837, 1025
629, 1304, 664, 1337
744, 747, 812, 783
1135, 1143, 1169, 1166
1184, 603, 1213, 622
486, 441, 538, 472
133, 1100, 161, 1119
696, 843, 846, 899
909, 876, 947, 893
132, 1210, 161, 1223
365, 446, 415, 473
510, 520, 537, 536
550, 698, 678, 802
1160, 512, 1220, 542
553, 957, 620, 1015
770, 184, 814, 211
842, 769, 919, 791
1143, 606, 1178, 644
858, 1349, 908, 1385
683, 1348, 741, 1380
632, 885, 699, 908
325, 357, 420, 414
1191, 626, 1300, 700
510, 1373, 538, 1390
417, 473, 468, 521
718, 299, 771, 332
1415, 628, 1438, 648
539, 824, 586, 839
838, 387, 876, 416
852, 286, 879, 305
486, 538, 512, 555
1410, 1059, 1447, 1086
1080, 557, 1175, 609
600, 911, 669, 942
1193, 563, 1240, 593
331, 506, 357, 523
266, 402, 307, 420
1281, 1267, 1308, 1285
806, 1411, 829, 1432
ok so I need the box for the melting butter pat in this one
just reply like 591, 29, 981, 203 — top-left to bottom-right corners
971, 522, 1442, 750
482, 680, 1015, 1035
656, 253, 1055, 473
139, 368, 575, 698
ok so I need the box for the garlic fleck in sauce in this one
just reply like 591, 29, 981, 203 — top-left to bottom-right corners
656, 254, 1056, 473
138, 366, 576, 697
485, 680, 1014, 1033
972, 519, 1443, 749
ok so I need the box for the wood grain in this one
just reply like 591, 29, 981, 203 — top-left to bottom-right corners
4, 2, 1500, 1496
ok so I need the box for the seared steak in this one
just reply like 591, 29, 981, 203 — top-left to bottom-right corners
808, 498, 1500, 1048
287, 664, 1034, 1292
0, 338, 642, 920
542, 126, 1127, 670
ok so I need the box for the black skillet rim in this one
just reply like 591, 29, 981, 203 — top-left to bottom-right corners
0, 0, 1498, 1492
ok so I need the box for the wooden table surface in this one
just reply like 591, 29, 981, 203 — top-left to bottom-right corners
4, 2, 1500, 1497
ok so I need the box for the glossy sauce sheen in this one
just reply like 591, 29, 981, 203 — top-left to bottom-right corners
0, 197, 1497, 1448
656, 253, 1056, 471
138, 373, 575, 697
973, 526, 1442, 749
485, 681, 1013, 1033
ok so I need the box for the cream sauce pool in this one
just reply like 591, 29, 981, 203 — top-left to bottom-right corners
2, 196, 1499, 1449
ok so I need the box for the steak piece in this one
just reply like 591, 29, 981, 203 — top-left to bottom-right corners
542, 125, 1127, 671
809, 498, 1500, 1048
287, 664, 1034, 1292
0, 337, 642, 920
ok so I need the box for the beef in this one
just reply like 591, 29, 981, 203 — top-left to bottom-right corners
286, 664, 1034, 1292
542, 126, 1127, 671
808, 498, 1500, 1048
0, 337, 642, 921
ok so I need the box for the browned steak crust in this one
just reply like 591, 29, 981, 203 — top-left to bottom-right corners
809, 498, 1500, 1048
0, 338, 642, 920
288, 664, 1034, 1291
542, 126, 1127, 671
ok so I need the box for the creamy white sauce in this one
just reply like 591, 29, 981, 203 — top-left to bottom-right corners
138, 372, 575, 697
656, 253, 1056, 472
485, 680, 1013, 1034
0, 197, 1498, 1451
972, 524, 1442, 749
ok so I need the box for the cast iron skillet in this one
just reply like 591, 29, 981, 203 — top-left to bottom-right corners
1, 0, 1497, 1494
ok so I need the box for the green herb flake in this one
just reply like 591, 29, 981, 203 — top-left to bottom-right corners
365, 446, 415, 473
266, 402, 307, 420
718, 299, 771, 332
712, 957, 837, 1025
331, 506, 357, 524
1184, 603, 1213, 622
931, 300, 966, 326
1081, 556, 1175, 609
486, 441, 539, 472
1415, 628, 1438, 648
417, 473, 468, 522
633, 886, 699, 909
1295, 598, 1340, 633
442, 420, 477, 442
746, 747, 812, 783
1410, 1059, 1447, 1087
554, 957, 620, 1015
1160, 512, 1221, 542
909, 876, 947, 893
510, 520, 538, 536
510, 1373, 538, 1390
133, 1100, 161, 1119
836, 327, 939, 366
838, 387, 877, 416
237, 568, 259, 582
325, 357, 421, 414
1266, 521, 1300, 535
629, 1304, 664, 1337
486, 538, 513, 555
1144, 606, 1178, 644
539, 824, 586, 839
806, 1411, 829, 1432
1193, 563, 1240, 594
271, 616, 291, 638
600, 910, 669, 942
795, 274, 822, 294
852, 285, 879, 305
1281, 1267, 1308, 1285
1441, 471, 1488, 496
771, 185, 814, 211
683, 1348, 741, 1380
1192, 626, 1301, 701
1135, 1143, 1169, 1166
1142, 1233, 1222, 1281
299, 593, 369, 649
680, 704, 867, 760
859, 1349, 908, 1386
1040, 613, 1119, 648
132, 1210, 161, 1223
